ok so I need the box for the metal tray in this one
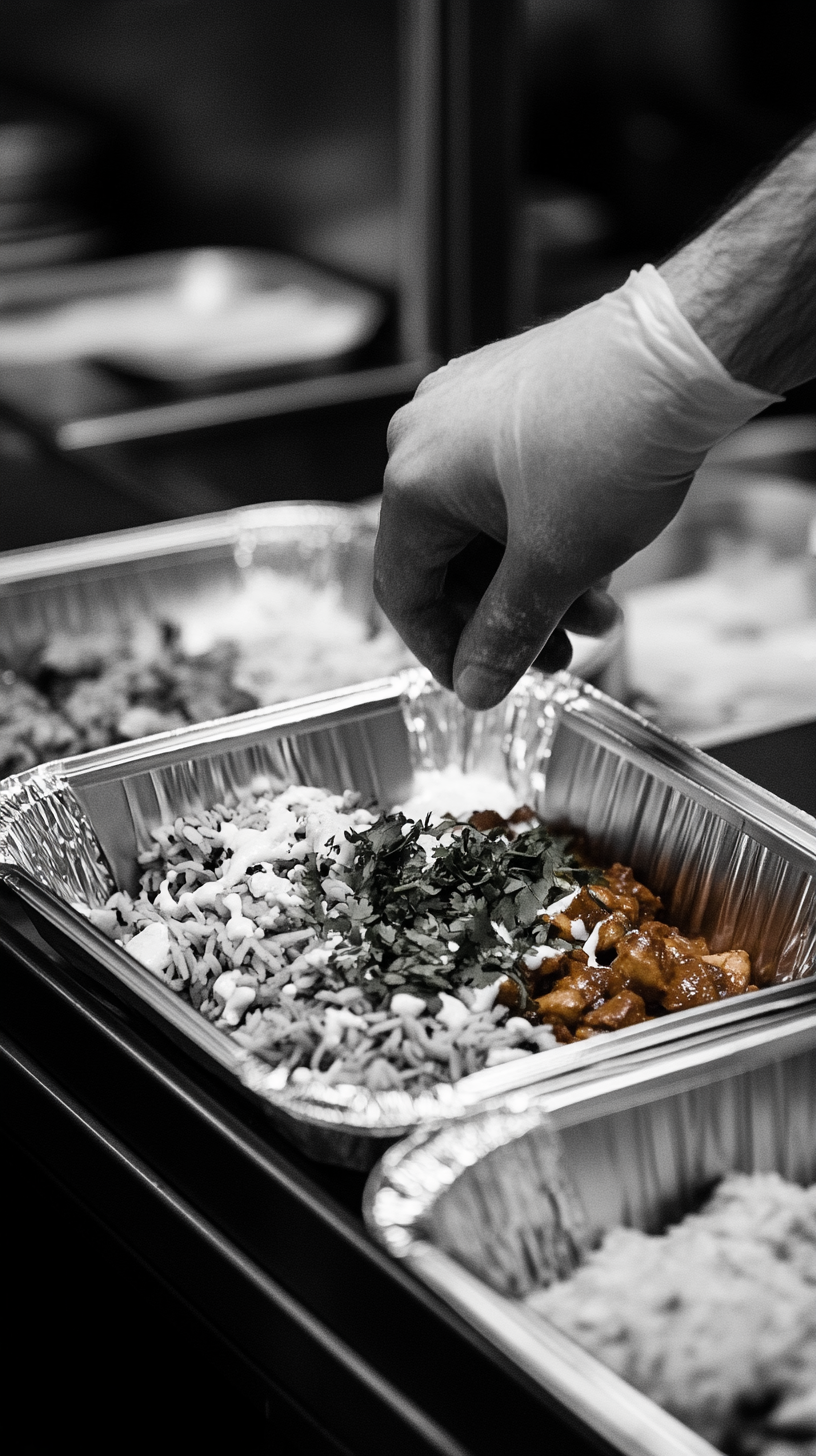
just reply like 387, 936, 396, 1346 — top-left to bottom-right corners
0, 497, 385, 671
3, 669, 816, 1168
365, 1008, 816, 1456
0, 501, 613, 693
612, 416, 816, 748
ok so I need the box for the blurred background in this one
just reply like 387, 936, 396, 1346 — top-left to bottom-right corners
517, 0, 815, 352
1, 0, 816, 766
0, 0, 810, 535
2, 5, 816, 1449
1, 0, 816, 752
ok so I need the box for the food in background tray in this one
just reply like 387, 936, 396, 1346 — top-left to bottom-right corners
528, 1171, 816, 1456
173, 566, 413, 706
625, 542, 816, 739
0, 577, 413, 778
79, 768, 755, 1090
0, 623, 258, 775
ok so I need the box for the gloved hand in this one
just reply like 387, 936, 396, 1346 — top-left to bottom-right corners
375, 265, 776, 709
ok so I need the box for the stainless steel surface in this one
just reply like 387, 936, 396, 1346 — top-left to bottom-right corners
4, 669, 816, 1165
365, 1010, 816, 1456
52, 361, 428, 449
0, 245, 421, 450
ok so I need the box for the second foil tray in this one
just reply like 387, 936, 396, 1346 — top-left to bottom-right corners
0, 495, 389, 677
365, 1006, 816, 1456
3, 668, 816, 1167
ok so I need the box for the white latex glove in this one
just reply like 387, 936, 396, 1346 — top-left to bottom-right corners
375, 265, 777, 708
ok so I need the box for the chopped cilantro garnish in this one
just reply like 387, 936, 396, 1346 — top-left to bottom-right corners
302, 813, 596, 1008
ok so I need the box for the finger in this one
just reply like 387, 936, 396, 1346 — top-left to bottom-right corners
447, 561, 616, 678
374, 490, 475, 689
557, 586, 621, 637
452, 541, 569, 709
533, 628, 573, 673
443, 533, 505, 625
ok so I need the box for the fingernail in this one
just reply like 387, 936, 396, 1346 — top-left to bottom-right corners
455, 664, 506, 709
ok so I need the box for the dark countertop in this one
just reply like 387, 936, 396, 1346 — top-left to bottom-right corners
706, 719, 816, 822
0, 893, 614, 1456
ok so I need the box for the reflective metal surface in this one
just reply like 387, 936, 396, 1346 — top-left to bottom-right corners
614, 417, 816, 747
0, 497, 384, 667
366, 1011, 816, 1456
3, 669, 816, 1166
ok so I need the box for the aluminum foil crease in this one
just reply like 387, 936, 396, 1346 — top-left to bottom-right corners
365, 1011, 816, 1456
3, 669, 816, 1168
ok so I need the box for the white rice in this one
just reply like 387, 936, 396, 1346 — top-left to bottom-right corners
83, 779, 557, 1092
176, 568, 415, 705
529, 1172, 816, 1453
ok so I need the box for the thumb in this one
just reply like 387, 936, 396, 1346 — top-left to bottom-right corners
451, 541, 568, 708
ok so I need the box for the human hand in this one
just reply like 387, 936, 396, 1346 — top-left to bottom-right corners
375, 266, 774, 709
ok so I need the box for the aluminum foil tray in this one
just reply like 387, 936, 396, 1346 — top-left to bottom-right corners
3, 669, 816, 1168
0, 499, 612, 692
365, 1008, 816, 1456
0, 497, 385, 670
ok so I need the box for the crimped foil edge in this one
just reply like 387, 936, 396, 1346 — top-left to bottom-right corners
363, 1096, 550, 1256
0, 766, 115, 907
4, 667, 816, 1165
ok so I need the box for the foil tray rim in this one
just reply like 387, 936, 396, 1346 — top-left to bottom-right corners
363, 1024, 816, 1455
365, 1010, 816, 1244
6, 664, 816, 866
4, 669, 816, 1151
44, 677, 403, 786
403, 1242, 718, 1456
0, 496, 380, 588
561, 692, 816, 868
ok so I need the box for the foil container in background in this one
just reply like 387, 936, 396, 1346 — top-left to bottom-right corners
0, 496, 618, 705
0, 497, 387, 672
365, 1009, 816, 1456
3, 670, 816, 1168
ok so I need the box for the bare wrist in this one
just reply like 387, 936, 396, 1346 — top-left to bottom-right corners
659, 129, 816, 396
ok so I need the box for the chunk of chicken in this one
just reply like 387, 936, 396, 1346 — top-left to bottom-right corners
595, 912, 631, 958
583, 989, 647, 1030
661, 961, 723, 1011
535, 965, 609, 1028
603, 863, 663, 921
607, 924, 673, 1005
586, 883, 640, 926
513, 860, 753, 1043
702, 949, 753, 996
